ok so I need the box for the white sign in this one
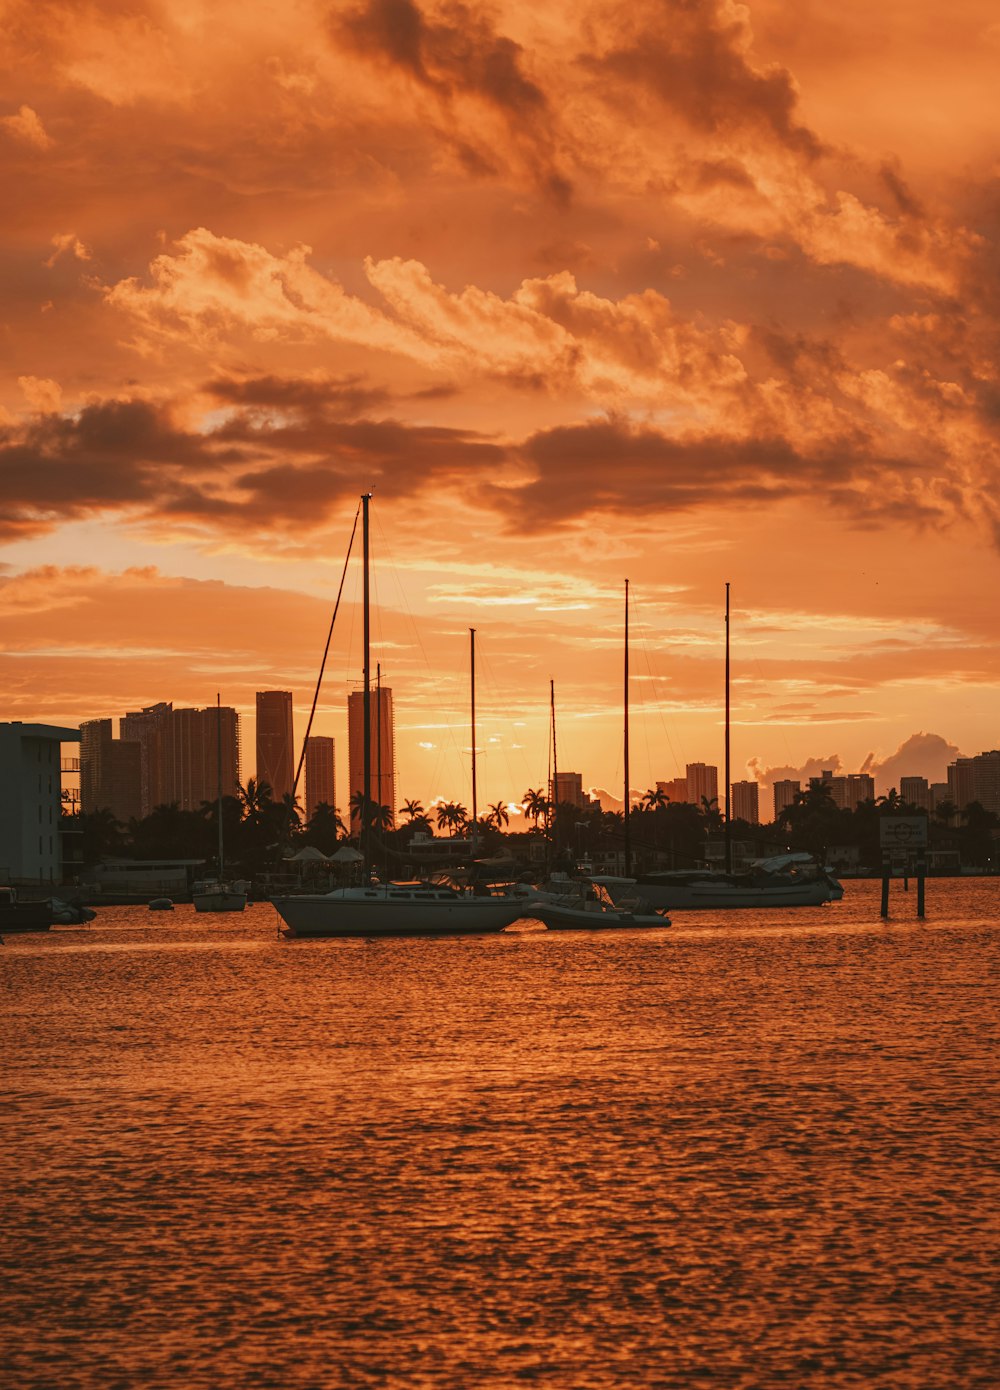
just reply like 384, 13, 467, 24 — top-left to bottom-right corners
879, 816, 928, 849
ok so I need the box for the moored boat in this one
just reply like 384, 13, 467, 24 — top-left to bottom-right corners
272, 882, 526, 938
192, 880, 248, 913
628, 853, 843, 910
523, 875, 669, 930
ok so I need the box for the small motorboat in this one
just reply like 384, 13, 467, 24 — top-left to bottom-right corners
148, 898, 174, 911
524, 876, 670, 931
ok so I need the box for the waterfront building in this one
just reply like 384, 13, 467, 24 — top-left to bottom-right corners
80, 719, 142, 823
772, 780, 800, 821
685, 763, 719, 808
731, 780, 760, 825
305, 736, 336, 820
119, 702, 240, 815
256, 691, 294, 802
347, 686, 395, 831
0, 722, 80, 883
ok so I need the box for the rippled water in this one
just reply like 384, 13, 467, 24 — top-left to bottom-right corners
3, 880, 999, 1388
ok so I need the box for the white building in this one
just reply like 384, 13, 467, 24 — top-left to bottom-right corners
0, 722, 80, 884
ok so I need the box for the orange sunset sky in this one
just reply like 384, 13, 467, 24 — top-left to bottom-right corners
2, 0, 999, 816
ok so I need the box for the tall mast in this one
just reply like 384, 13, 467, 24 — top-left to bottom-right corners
361, 492, 371, 874
725, 581, 731, 874
550, 678, 558, 856
470, 628, 478, 860
216, 691, 224, 879
624, 579, 631, 877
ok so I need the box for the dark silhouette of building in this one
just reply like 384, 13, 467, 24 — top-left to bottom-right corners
80, 719, 142, 823
348, 687, 395, 831
120, 702, 240, 814
731, 780, 759, 824
256, 691, 294, 802
305, 736, 336, 820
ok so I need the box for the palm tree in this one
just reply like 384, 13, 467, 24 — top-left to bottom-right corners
642, 787, 669, 813
699, 794, 723, 832
877, 787, 902, 812
435, 801, 468, 836
399, 798, 425, 824
521, 787, 546, 829
305, 801, 344, 853
487, 801, 510, 832
238, 777, 273, 829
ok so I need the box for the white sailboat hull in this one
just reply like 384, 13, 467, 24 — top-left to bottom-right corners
636, 880, 837, 909
193, 888, 247, 913
273, 887, 526, 938
631, 857, 843, 910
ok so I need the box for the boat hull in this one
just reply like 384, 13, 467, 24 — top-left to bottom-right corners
272, 893, 525, 938
193, 891, 247, 913
528, 901, 669, 930
634, 879, 840, 909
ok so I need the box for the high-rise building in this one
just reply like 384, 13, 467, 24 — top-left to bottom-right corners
0, 722, 80, 882
772, 780, 800, 820
656, 777, 687, 804
731, 780, 759, 825
305, 736, 336, 820
553, 771, 585, 809
948, 751, 1000, 814
120, 701, 172, 818
347, 686, 395, 831
900, 776, 933, 812
812, 770, 875, 811
685, 763, 718, 808
256, 691, 294, 802
80, 719, 142, 823
119, 702, 240, 814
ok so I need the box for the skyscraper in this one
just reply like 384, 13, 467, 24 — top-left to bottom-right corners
731, 780, 760, 825
347, 686, 395, 831
305, 736, 336, 820
256, 691, 294, 802
80, 718, 142, 823
685, 762, 718, 808
553, 771, 585, 809
119, 702, 240, 814
772, 780, 800, 821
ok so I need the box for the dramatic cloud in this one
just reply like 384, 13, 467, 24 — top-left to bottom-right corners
3, 0, 1000, 798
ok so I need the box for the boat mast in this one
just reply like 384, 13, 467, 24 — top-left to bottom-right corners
550, 678, 558, 858
470, 628, 478, 860
216, 691, 224, 879
725, 581, 731, 874
624, 578, 630, 877
362, 492, 371, 876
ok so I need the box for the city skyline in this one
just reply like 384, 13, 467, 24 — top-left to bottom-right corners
2, 3, 999, 805
61, 680, 998, 823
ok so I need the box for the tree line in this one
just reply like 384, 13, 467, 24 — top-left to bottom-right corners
73, 777, 999, 874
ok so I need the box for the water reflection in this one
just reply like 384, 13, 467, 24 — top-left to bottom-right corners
4, 880, 998, 1387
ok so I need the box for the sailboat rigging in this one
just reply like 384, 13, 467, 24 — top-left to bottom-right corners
192, 693, 248, 913
618, 583, 843, 910
271, 495, 527, 938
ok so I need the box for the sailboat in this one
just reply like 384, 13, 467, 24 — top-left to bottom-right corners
523, 582, 670, 931
192, 694, 248, 913
272, 495, 528, 939
623, 585, 842, 910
